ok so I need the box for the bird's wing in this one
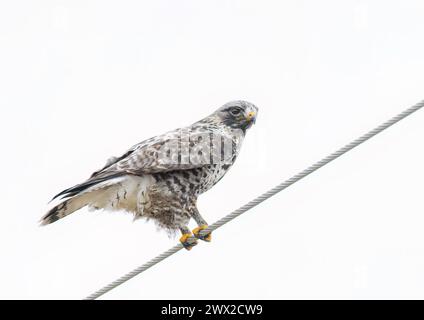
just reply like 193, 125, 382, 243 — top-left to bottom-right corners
51, 127, 234, 201
89, 148, 137, 178
91, 127, 232, 177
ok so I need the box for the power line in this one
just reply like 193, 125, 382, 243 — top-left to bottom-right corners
85, 100, 424, 300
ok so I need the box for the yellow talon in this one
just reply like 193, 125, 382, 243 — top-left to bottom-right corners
179, 233, 197, 250
193, 225, 212, 242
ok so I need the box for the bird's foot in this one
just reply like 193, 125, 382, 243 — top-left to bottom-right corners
193, 225, 212, 242
179, 233, 198, 250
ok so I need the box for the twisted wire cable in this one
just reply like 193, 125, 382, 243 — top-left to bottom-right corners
85, 100, 424, 300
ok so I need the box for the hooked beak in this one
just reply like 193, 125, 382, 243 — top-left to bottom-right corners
246, 111, 257, 124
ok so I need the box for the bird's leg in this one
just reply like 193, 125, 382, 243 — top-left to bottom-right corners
179, 226, 198, 250
191, 209, 212, 242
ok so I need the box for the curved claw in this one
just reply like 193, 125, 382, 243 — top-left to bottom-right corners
192, 225, 212, 242
179, 233, 198, 250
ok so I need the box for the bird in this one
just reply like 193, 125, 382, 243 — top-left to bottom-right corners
40, 100, 258, 250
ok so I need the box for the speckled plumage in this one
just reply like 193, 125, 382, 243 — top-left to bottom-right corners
41, 101, 258, 240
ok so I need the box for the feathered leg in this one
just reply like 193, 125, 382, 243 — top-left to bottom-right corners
191, 208, 212, 242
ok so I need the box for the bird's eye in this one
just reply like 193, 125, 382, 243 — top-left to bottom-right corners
230, 108, 241, 116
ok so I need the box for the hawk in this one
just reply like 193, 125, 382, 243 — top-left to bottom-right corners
41, 100, 258, 249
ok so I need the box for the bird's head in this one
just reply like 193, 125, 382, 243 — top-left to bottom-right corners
214, 100, 258, 132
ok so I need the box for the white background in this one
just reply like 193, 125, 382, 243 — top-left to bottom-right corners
1, 0, 423, 299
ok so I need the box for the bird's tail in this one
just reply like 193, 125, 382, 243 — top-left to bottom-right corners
40, 193, 90, 226
41, 173, 125, 226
